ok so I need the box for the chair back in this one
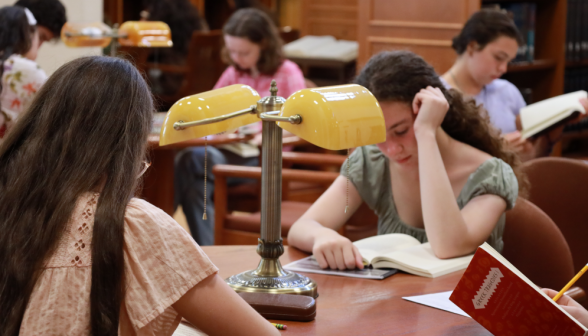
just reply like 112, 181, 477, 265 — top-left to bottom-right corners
179, 30, 226, 97
522, 157, 588, 292
503, 198, 575, 290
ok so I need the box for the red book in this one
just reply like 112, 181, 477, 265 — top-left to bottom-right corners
450, 243, 588, 336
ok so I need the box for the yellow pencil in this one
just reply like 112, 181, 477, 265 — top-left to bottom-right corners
553, 264, 588, 302
272, 323, 287, 330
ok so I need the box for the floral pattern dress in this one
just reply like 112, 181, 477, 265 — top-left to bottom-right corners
0, 54, 47, 138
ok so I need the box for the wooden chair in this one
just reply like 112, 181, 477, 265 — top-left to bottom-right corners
147, 30, 226, 109
503, 198, 584, 301
521, 157, 588, 304
213, 163, 378, 245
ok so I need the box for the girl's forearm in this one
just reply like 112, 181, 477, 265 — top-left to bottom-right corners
416, 131, 470, 258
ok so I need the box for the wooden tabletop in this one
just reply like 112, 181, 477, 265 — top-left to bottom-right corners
202, 245, 491, 336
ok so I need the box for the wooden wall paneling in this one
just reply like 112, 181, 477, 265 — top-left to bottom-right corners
301, 0, 358, 40
357, 0, 480, 73
280, 0, 302, 30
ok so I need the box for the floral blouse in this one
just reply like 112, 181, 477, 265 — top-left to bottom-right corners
0, 54, 47, 137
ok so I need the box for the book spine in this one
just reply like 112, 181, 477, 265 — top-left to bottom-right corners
576, 0, 582, 61
527, 3, 536, 62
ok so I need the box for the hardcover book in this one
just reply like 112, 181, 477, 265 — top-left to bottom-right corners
450, 243, 588, 336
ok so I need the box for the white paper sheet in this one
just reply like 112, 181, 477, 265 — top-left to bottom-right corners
402, 291, 470, 318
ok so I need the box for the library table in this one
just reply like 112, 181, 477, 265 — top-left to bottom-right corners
202, 245, 491, 336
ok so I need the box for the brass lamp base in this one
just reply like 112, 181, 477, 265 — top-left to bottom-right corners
226, 239, 318, 298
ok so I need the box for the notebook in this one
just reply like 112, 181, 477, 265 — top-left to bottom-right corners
450, 243, 588, 336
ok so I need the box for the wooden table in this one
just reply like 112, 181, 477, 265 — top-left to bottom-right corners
202, 245, 491, 336
288, 56, 357, 87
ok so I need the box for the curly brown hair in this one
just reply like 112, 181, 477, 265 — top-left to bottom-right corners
355, 50, 528, 197
221, 8, 284, 75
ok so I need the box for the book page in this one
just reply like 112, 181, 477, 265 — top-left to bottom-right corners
403, 291, 470, 317
373, 243, 473, 278
520, 90, 587, 138
173, 322, 207, 336
353, 233, 421, 265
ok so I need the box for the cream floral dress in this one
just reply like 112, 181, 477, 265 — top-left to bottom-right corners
19, 193, 218, 335
0, 54, 47, 137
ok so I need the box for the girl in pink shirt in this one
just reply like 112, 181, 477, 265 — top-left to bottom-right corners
175, 8, 305, 245
0, 56, 278, 336
214, 8, 305, 98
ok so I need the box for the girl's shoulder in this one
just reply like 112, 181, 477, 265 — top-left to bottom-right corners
3, 54, 45, 76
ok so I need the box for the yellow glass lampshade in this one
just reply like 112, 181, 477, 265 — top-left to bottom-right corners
61, 22, 112, 48
159, 84, 260, 146
118, 21, 173, 47
278, 85, 385, 150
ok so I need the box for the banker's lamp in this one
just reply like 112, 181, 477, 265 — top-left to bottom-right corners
160, 82, 385, 297
61, 21, 172, 56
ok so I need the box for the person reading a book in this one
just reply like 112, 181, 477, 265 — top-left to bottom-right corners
287, 50, 526, 270
543, 289, 588, 327
174, 8, 305, 245
0, 56, 279, 336
441, 10, 588, 160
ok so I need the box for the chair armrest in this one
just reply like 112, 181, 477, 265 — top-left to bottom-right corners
282, 152, 346, 167
212, 164, 339, 184
566, 286, 586, 302
145, 62, 189, 74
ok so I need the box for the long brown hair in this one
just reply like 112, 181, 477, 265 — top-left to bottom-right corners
0, 56, 153, 335
221, 7, 284, 75
355, 50, 528, 196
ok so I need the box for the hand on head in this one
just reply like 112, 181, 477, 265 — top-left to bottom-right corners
312, 231, 364, 270
412, 86, 450, 136
542, 288, 588, 327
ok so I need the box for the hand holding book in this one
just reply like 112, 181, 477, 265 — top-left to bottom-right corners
543, 288, 588, 329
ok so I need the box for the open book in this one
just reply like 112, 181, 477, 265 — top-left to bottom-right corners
284, 233, 473, 279
450, 243, 588, 336
520, 90, 587, 139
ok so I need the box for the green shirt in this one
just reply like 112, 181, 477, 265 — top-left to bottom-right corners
341, 145, 518, 253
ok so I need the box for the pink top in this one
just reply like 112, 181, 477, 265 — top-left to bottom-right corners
214, 59, 306, 99
20, 193, 218, 335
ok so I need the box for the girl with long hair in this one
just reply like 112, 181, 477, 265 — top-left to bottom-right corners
0, 5, 46, 139
288, 51, 526, 269
0, 56, 278, 336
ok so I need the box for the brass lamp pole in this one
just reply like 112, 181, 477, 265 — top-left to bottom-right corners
224, 82, 317, 297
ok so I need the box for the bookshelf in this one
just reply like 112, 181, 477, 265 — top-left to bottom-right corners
357, 0, 567, 103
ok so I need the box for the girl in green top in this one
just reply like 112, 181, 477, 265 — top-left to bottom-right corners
288, 51, 527, 270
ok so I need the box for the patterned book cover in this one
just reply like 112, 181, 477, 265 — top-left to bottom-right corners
450, 245, 587, 336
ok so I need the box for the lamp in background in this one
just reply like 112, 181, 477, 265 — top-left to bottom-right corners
61, 21, 172, 56
160, 81, 385, 298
